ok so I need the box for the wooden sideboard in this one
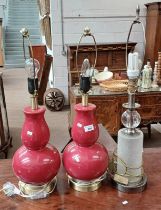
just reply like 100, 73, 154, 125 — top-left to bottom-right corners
67, 42, 136, 86
69, 86, 161, 136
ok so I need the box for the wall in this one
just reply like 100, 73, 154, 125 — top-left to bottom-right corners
50, 0, 161, 104
0, 0, 6, 19
0, 0, 7, 67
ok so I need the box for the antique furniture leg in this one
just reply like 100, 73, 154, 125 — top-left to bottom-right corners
38, 54, 53, 105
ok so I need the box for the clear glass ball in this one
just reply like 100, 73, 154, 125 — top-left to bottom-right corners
25, 58, 40, 79
121, 109, 141, 129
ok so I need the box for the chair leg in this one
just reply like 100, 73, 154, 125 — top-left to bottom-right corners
147, 124, 151, 139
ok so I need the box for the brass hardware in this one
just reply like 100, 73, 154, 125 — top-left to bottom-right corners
31, 90, 38, 110
82, 94, 88, 106
76, 27, 97, 79
20, 28, 29, 38
18, 178, 57, 196
68, 175, 106, 192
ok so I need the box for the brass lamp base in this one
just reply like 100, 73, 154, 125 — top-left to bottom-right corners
18, 178, 57, 196
111, 174, 147, 193
68, 174, 106, 192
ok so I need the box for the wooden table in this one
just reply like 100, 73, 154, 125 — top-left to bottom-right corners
1, 149, 161, 210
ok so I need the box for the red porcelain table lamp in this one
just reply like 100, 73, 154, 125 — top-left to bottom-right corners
63, 27, 109, 192
12, 28, 60, 198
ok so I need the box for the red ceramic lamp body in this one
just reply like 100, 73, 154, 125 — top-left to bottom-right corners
12, 144, 60, 184
12, 107, 61, 185
71, 104, 99, 147
63, 103, 109, 181
21, 107, 49, 150
63, 141, 108, 180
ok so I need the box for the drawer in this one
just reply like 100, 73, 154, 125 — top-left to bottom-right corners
89, 98, 119, 135
136, 95, 161, 105
138, 105, 161, 119
111, 51, 126, 69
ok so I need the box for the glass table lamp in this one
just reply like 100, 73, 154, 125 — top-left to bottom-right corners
109, 5, 147, 193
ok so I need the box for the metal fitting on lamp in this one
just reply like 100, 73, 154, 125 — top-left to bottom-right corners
76, 26, 97, 77
81, 94, 88, 106
76, 27, 97, 106
83, 26, 91, 36
20, 28, 29, 38
126, 5, 146, 68
31, 90, 38, 110
135, 5, 140, 22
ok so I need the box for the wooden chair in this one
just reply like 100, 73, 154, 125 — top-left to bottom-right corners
38, 54, 53, 105
38, 54, 65, 111
139, 123, 151, 138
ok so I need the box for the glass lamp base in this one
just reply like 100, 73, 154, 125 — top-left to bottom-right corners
68, 174, 106, 192
18, 178, 57, 196
111, 174, 147, 193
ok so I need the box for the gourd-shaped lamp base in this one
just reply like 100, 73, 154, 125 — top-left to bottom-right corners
12, 107, 61, 197
63, 103, 109, 192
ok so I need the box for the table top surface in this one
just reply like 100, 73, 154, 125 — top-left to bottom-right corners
0, 127, 161, 210
70, 85, 161, 97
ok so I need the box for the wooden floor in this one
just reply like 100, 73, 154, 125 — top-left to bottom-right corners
1, 68, 161, 158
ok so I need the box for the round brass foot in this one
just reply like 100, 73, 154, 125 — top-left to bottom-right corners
111, 174, 147, 193
18, 178, 57, 196
68, 173, 106, 192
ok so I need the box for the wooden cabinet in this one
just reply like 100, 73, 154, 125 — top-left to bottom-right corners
136, 94, 161, 122
144, 2, 161, 68
67, 42, 136, 86
89, 97, 119, 135
69, 86, 161, 136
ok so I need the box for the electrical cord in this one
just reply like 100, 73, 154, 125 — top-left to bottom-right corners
108, 152, 144, 179
1, 178, 57, 200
